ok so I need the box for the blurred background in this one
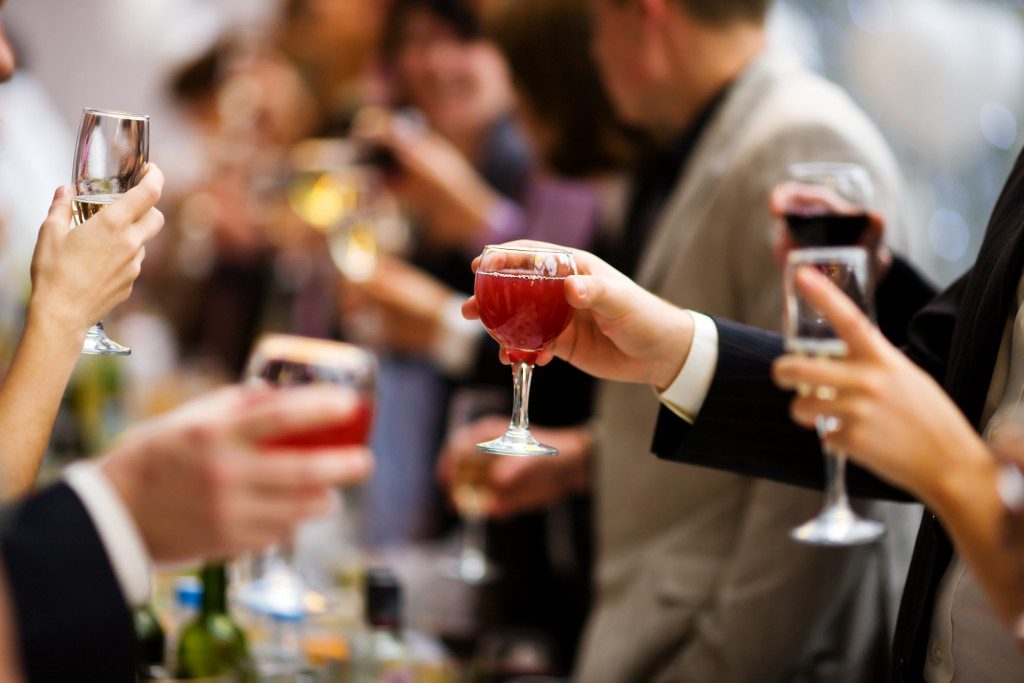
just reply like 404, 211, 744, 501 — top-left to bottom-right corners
1, 0, 1023, 679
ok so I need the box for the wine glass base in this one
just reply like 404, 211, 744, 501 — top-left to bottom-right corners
476, 432, 557, 457
82, 325, 131, 356
443, 554, 499, 585
790, 508, 886, 546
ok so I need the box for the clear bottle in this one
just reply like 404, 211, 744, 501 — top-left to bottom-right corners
175, 564, 256, 681
352, 568, 414, 683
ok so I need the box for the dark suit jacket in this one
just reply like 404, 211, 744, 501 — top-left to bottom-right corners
652, 149, 1024, 682
0, 482, 135, 682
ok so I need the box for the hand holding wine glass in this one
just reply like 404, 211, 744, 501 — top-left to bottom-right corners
29, 167, 164, 340
463, 241, 695, 390
72, 108, 152, 354
770, 162, 891, 276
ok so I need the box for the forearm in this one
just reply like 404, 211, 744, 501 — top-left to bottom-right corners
924, 438, 1024, 627
0, 309, 84, 499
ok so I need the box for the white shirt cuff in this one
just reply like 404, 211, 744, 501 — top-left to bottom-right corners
64, 461, 152, 606
429, 295, 485, 378
656, 311, 719, 423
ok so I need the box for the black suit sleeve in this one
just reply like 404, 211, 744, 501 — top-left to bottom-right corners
0, 482, 135, 683
651, 258, 967, 503
652, 317, 914, 501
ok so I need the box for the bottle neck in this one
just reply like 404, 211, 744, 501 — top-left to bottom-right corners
199, 564, 228, 615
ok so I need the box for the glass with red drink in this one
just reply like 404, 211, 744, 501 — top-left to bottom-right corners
474, 245, 576, 457
238, 334, 376, 657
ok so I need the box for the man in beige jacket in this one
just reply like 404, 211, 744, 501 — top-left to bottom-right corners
442, 0, 924, 680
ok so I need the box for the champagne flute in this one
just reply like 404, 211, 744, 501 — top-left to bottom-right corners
783, 162, 873, 247
73, 108, 150, 355
450, 450, 499, 583
784, 246, 885, 545
239, 334, 376, 666
474, 245, 576, 457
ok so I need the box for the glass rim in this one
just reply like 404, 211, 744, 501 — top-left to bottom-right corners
786, 245, 868, 265
482, 244, 574, 256
250, 333, 376, 367
83, 107, 150, 122
788, 161, 868, 177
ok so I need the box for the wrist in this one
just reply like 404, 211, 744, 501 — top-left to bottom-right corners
651, 306, 695, 393
556, 429, 592, 496
925, 434, 996, 518
25, 294, 90, 345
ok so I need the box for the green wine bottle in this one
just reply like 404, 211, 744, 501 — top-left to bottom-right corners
175, 564, 255, 681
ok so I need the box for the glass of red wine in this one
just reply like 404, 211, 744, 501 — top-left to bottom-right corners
474, 245, 576, 457
237, 334, 375, 667
783, 162, 874, 247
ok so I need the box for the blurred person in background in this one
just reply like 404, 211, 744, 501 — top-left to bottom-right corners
277, 0, 389, 135
0, 383, 373, 682
151, 36, 322, 378
345, 0, 641, 667
449, 0, 935, 680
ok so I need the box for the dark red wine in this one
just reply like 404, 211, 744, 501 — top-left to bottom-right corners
785, 213, 869, 247
475, 271, 573, 365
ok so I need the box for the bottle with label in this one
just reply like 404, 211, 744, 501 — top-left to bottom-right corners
133, 603, 167, 680
352, 568, 415, 683
175, 564, 256, 681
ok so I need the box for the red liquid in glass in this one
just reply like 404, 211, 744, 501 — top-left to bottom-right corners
475, 271, 573, 365
262, 400, 374, 449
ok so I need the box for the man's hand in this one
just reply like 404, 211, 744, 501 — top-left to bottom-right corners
99, 384, 373, 563
28, 165, 165, 338
437, 416, 591, 518
463, 241, 694, 391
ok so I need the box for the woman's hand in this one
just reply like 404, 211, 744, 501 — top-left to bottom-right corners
28, 165, 165, 338
771, 266, 986, 504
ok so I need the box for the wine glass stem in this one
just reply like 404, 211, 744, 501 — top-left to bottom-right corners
461, 513, 487, 563
817, 415, 851, 512
508, 361, 534, 436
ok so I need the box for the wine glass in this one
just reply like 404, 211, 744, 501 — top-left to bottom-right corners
784, 246, 885, 545
474, 245, 576, 457
783, 162, 873, 247
73, 108, 150, 355
238, 334, 376, 666
287, 138, 406, 282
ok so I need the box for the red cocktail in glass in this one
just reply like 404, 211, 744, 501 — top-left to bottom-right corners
473, 245, 576, 457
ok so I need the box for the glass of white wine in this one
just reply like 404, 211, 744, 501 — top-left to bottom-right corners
73, 108, 150, 355
784, 246, 885, 545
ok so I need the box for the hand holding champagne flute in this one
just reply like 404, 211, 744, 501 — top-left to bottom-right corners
73, 108, 150, 355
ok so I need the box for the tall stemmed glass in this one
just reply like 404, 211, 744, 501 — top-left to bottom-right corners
73, 108, 150, 355
239, 335, 376, 645
784, 247, 885, 545
474, 246, 576, 457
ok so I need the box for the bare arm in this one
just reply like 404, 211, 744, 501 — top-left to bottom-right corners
0, 167, 164, 499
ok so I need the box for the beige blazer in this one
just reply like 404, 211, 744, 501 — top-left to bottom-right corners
574, 51, 920, 683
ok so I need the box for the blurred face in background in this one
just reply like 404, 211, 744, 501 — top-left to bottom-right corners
394, 9, 512, 139
589, 0, 659, 127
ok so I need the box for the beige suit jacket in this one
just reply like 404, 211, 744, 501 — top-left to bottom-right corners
574, 51, 920, 683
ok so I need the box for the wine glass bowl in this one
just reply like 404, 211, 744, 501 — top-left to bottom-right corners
473, 246, 576, 457
783, 162, 874, 247
73, 108, 150, 355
